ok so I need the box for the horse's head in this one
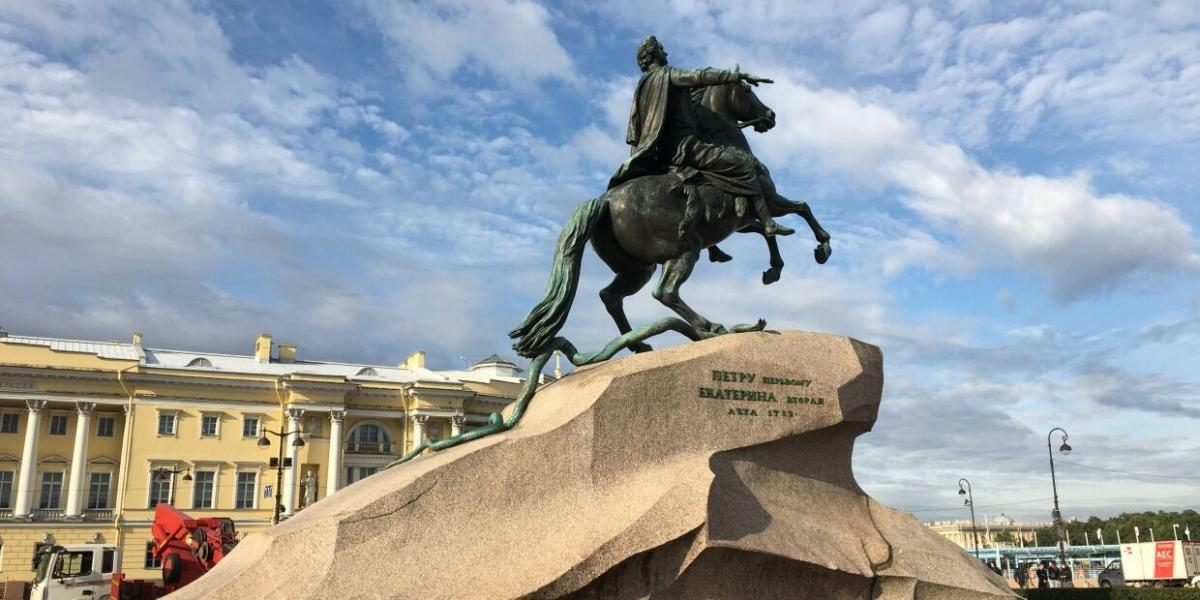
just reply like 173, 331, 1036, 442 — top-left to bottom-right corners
727, 80, 776, 132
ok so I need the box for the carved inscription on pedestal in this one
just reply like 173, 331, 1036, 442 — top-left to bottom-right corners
698, 370, 825, 418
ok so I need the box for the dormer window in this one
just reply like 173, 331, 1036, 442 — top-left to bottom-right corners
186, 357, 213, 368
355, 367, 379, 377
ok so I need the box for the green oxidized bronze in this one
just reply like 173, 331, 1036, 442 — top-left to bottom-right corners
388, 37, 830, 468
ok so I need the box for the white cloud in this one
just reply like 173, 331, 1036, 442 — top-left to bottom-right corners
754, 79, 1200, 300
350, 0, 575, 90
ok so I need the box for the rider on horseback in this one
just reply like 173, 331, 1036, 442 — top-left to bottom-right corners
608, 36, 794, 239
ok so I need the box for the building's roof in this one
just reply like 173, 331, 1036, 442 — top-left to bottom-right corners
0, 335, 140, 361
141, 348, 452, 382
1, 331, 526, 387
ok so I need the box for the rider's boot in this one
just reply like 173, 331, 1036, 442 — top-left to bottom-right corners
751, 195, 794, 236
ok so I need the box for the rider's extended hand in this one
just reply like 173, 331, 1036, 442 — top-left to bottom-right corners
741, 73, 774, 86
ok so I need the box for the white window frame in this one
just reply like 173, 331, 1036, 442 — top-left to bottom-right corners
37, 470, 66, 509
241, 415, 261, 438
191, 469, 218, 510
146, 463, 179, 508
143, 541, 162, 569
47, 412, 70, 437
86, 470, 113, 510
0, 469, 15, 509
156, 410, 179, 437
234, 470, 259, 509
199, 413, 221, 439
95, 415, 115, 438
0, 412, 19, 435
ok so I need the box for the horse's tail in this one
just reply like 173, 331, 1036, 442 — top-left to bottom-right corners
509, 197, 607, 358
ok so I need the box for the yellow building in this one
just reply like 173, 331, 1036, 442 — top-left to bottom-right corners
0, 329, 528, 583
926, 514, 1049, 549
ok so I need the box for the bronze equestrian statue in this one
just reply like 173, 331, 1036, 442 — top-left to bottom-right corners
510, 36, 831, 358
391, 36, 832, 466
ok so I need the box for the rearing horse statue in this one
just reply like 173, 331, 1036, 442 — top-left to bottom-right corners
510, 79, 831, 358
389, 73, 832, 467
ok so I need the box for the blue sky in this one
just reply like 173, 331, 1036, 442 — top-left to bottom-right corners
1, 0, 1198, 522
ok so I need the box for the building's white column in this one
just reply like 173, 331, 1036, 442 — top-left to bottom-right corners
411, 414, 427, 451
325, 411, 344, 499
282, 408, 303, 517
65, 402, 96, 518
450, 412, 464, 437
14, 400, 46, 518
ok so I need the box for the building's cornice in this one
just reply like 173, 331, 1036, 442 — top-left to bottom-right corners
0, 390, 127, 406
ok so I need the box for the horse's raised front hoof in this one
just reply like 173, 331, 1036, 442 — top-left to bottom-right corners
762, 268, 781, 285
814, 242, 831, 264
630, 341, 654, 354
708, 247, 733, 263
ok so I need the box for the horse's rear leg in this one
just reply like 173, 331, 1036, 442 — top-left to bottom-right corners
773, 192, 831, 264
599, 266, 656, 353
652, 251, 723, 334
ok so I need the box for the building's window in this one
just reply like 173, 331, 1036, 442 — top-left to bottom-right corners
355, 424, 382, 443
38, 472, 64, 509
192, 471, 216, 509
242, 417, 260, 438
101, 548, 115, 573
57, 550, 94, 578
96, 417, 115, 437
345, 466, 379, 486
148, 472, 172, 507
48, 415, 68, 436
87, 472, 111, 509
0, 470, 13, 508
235, 472, 257, 509
157, 413, 177, 436
0, 413, 18, 434
302, 417, 322, 436
200, 415, 219, 437
143, 542, 162, 568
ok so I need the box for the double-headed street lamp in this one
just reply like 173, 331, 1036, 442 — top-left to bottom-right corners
1047, 427, 1072, 568
258, 426, 305, 524
152, 466, 192, 506
958, 478, 980, 559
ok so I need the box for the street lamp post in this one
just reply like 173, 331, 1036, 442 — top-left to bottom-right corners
958, 478, 980, 559
152, 467, 192, 506
1047, 427, 1072, 569
258, 426, 305, 524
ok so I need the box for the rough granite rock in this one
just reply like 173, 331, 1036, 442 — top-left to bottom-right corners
168, 331, 1017, 600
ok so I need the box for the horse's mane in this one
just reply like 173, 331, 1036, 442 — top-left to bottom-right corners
691, 84, 752, 151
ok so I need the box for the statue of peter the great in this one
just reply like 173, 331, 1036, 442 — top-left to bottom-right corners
608, 36, 793, 238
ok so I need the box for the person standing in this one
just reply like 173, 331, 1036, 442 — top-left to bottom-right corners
1014, 563, 1029, 588
1059, 561, 1074, 588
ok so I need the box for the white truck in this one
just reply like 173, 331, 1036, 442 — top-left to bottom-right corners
28, 543, 119, 600
1097, 541, 1200, 588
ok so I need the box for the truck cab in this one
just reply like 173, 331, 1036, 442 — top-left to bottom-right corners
29, 544, 118, 600
1098, 559, 1124, 588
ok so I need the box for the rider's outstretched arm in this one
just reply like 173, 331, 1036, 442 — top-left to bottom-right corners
669, 67, 770, 88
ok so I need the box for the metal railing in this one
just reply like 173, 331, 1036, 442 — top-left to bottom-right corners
0, 508, 12, 519
344, 441, 394, 454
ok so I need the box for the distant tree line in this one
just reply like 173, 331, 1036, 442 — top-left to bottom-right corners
1033, 510, 1200, 546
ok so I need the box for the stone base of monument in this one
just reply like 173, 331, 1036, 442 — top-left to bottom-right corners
169, 331, 1015, 600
